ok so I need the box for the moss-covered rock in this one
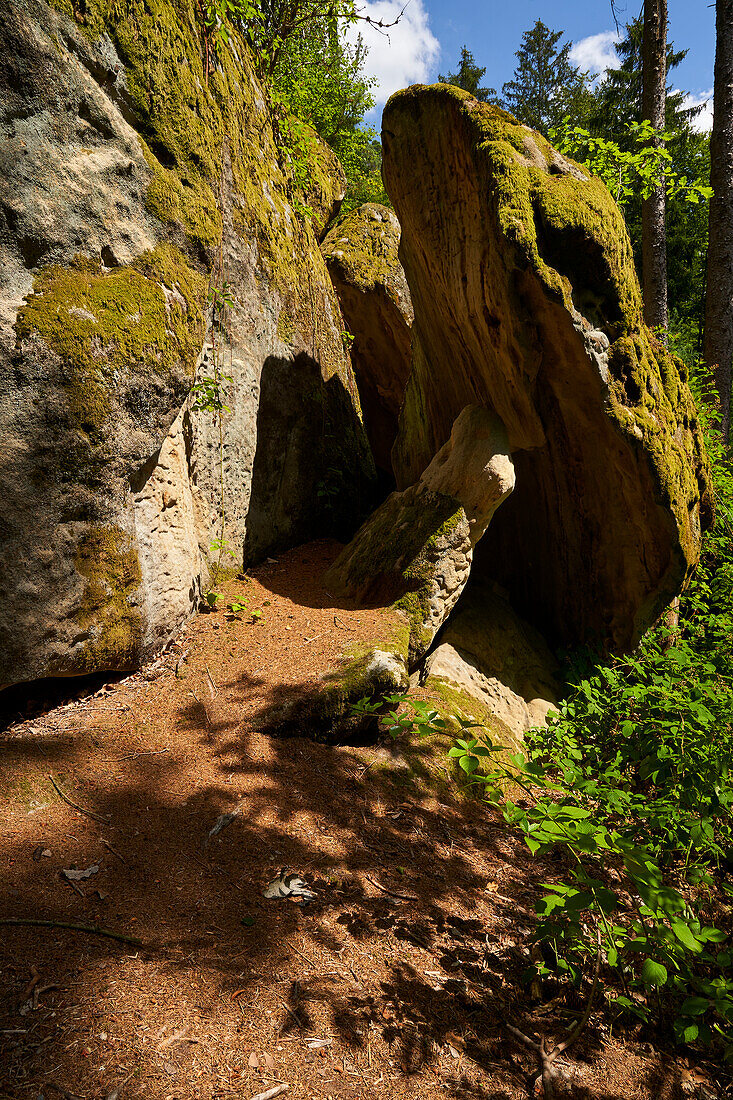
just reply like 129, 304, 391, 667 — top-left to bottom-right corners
424, 580, 560, 743
382, 84, 711, 651
322, 203, 413, 471
0, 0, 373, 689
327, 406, 515, 666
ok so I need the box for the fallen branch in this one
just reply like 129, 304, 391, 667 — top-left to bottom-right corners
48, 774, 110, 825
0, 918, 143, 947
505, 931, 602, 1099
365, 874, 417, 902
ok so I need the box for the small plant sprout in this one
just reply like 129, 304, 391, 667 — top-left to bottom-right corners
228, 599, 249, 616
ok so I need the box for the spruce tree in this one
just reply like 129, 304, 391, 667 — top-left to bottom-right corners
501, 20, 589, 133
438, 46, 497, 103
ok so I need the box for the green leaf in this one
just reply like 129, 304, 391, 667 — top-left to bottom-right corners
671, 921, 703, 953
680, 996, 710, 1017
641, 958, 668, 987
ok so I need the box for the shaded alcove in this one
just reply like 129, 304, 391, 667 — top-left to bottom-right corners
242, 352, 379, 566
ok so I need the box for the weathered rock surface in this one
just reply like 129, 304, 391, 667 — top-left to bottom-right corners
302, 124, 347, 240
327, 407, 515, 666
382, 85, 710, 651
0, 0, 373, 688
322, 203, 413, 471
425, 582, 560, 742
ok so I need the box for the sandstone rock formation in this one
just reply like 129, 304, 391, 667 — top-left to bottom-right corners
424, 581, 560, 742
322, 204, 413, 471
382, 85, 710, 652
0, 0, 373, 688
327, 407, 515, 666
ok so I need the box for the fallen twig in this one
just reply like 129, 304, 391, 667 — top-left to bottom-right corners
205, 806, 242, 847
250, 1086, 289, 1100
48, 774, 110, 825
20, 966, 40, 1002
505, 930, 602, 1099
117, 748, 170, 761
333, 615, 354, 631
100, 838, 126, 863
45, 1084, 84, 1100
0, 918, 143, 947
280, 1001, 304, 1028
365, 874, 417, 902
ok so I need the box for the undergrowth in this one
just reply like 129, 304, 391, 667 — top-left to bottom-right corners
357, 391, 733, 1068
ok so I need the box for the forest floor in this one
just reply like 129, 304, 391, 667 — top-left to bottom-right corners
0, 541, 722, 1100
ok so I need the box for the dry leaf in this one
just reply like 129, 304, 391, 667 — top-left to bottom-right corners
62, 864, 100, 881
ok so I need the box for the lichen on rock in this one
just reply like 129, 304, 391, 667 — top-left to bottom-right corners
326, 407, 515, 668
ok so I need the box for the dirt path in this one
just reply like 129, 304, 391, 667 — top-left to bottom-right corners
0, 543, 713, 1100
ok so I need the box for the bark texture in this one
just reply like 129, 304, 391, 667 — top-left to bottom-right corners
705, 0, 733, 441
641, 0, 669, 335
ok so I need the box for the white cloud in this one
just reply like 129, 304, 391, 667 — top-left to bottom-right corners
570, 30, 621, 78
346, 0, 440, 109
681, 89, 713, 133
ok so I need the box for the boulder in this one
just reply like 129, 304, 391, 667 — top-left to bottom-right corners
382, 85, 710, 651
300, 123, 347, 240
0, 0, 374, 688
327, 406, 515, 666
322, 203, 413, 471
424, 581, 560, 742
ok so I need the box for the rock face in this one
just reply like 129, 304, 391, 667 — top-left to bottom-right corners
425, 582, 560, 742
382, 85, 710, 651
322, 204, 413, 471
0, 0, 373, 688
327, 407, 515, 664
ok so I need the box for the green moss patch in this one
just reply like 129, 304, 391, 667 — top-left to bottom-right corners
16, 246, 206, 436
72, 525, 143, 673
322, 203, 400, 290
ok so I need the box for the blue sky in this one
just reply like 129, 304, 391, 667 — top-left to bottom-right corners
350, 0, 715, 128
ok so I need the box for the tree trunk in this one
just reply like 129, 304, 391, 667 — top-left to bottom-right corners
641, 0, 669, 336
704, 0, 733, 443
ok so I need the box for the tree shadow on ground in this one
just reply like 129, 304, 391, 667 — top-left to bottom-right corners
0, 553, 702, 1100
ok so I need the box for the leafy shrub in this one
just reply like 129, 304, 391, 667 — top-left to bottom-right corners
451, 405, 733, 1060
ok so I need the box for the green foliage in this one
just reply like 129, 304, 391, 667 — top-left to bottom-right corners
447, 416, 733, 1060
193, 282, 235, 587
271, 26, 387, 213
501, 20, 593, 134
573, 15, 711, 333
201, 0, 386, 215
351, 694, 448, 741
228, 598, 249, 616
550, 120, 712, 209
438, 46, 498, 104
